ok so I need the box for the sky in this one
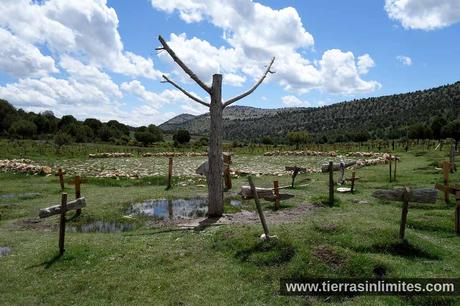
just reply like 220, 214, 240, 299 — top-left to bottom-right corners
0, 0, 459, 126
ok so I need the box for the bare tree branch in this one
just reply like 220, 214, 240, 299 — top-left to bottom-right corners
158, 35, 211, 94
162, 75, 210, 108
223, 57, 275, 108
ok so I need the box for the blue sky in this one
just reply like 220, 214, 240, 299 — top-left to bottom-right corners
0, 0, 459, 126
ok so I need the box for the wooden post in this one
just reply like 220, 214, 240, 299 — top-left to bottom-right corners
274, 180, 280, 210
328, 161, 334, 206
399, 187, 410, 240
224, 164, 232, 190
456, 191, 460, 235
167, 157, 173, 189
443, 161, 450, 203
75, 176, 81, 216
59, 193, 67, 255
58, 168, 64, 191
248, 176, 269, 239
451, 145, 457, 173
393, 157, 397, 181
389, 158, 392, 182
350, 171, 356, 193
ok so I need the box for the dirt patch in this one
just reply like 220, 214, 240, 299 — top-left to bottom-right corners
10, 218, 53, 231
311, 245, 346, 268
174, 204, 315, 228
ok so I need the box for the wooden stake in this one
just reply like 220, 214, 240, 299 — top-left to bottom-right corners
399, 187, 410, 240
248, 176, 269, 239
328, 161, 334, 206
274, 180, 280, 210
393, 157, 397, 181
58, 168, 64, 191
224, 164, 232, 190
456, 191, 460, 235
451, 145, 457, 173
59, 193, 67, 255
167, 157, 173, 189
389, 158, 392, 182
350, 171, 356, 193
75, 176, 81, 216
443, 161, 450, 203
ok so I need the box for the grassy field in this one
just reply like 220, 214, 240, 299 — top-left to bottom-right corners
0, 144, 459, 305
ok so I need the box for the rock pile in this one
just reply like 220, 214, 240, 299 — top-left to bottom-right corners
88, 153, 133, 158
0, 159, 52, 175
142, 152, 208, 157
264, 150, 337, 157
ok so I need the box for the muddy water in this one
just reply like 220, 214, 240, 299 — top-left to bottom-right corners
128, 197, 242, 220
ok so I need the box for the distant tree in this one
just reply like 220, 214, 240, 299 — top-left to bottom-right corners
431, 116, 447, 140
147, 124, 163, 142
83, 118, 103, 134
443, 119, 460, 150
58, 115, 78, 129
98, 125, 117, 142
173, 129, 191, 144
287, 131, 310, 149
134, 131, 157, 146
408, 123, 431, 140
54, 131, 73, 148
261, 136, 273, 145
8, 120, 37, 138
0, 99, 16, 133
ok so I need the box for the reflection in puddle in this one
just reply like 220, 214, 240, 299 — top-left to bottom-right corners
66, 221, 134, 233
128, 198, 242, 220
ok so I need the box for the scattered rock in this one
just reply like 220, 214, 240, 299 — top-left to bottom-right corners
0, 247, 12, 257
89, 153, 133, 158
0, 159, 52, 175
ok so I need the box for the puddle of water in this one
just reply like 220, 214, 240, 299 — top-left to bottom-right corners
66, 221, 134, 233
128, 198, 242, 220
0, 192, 40, 200
0, 247, 12, 257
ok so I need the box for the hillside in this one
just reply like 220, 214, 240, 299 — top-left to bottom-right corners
159, 114, 196, 131
159, 82, 460, 142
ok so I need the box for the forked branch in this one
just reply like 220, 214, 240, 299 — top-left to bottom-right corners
162, 75, 210, 107
223, 57, 275, 108
158, 35, 211, 94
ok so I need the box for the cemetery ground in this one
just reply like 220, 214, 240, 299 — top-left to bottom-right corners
0, 145, 459, 305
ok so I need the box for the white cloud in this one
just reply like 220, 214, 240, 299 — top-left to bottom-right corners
319, 50, 381, 94
396, 55, 412, 66
60, 56, 122, 98
357, 54, 375, 74
0, 28, 58, 78
385, 0, 460, 30
0, 0, 162, 79
281, 95, 310, 107
152, 1, 380, 95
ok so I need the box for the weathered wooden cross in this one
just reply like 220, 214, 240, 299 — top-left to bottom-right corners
345, 171, 360, 193
435, 183, 460, 235
68, 175, 85, 216
450, 144, 457, 173
39, 194, 86, 255
55, 168, 65, 191
223, 152, 232, 190
372, 187, 437, 239
285, 166, 307, 188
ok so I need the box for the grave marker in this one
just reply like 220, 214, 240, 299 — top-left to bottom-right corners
167, 157, 173, 189
39, 194, 86, 254
345, 171, 360, 193
435, 183, 460, 235
248, 176, 270, 240
372, 187, 437, 239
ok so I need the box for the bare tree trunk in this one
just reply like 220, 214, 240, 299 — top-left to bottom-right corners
207, 74, 224, 217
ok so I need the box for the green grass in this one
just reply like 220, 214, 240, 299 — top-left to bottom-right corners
0, 146, 459, 305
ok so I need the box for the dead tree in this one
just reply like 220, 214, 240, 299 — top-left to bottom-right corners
157, 35, 275, 217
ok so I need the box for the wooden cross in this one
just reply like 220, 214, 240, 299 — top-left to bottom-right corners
438, 161, 451, 203
55, 168, 65, 191
39, 194, 86, 255
68, 176, 85, 216
435, 183, 460, 235
273, 180, 280, 210
345, 171, 360, 193
167, 157, 173, 189
373, 187, 437, 239
285, 166, 307, 188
